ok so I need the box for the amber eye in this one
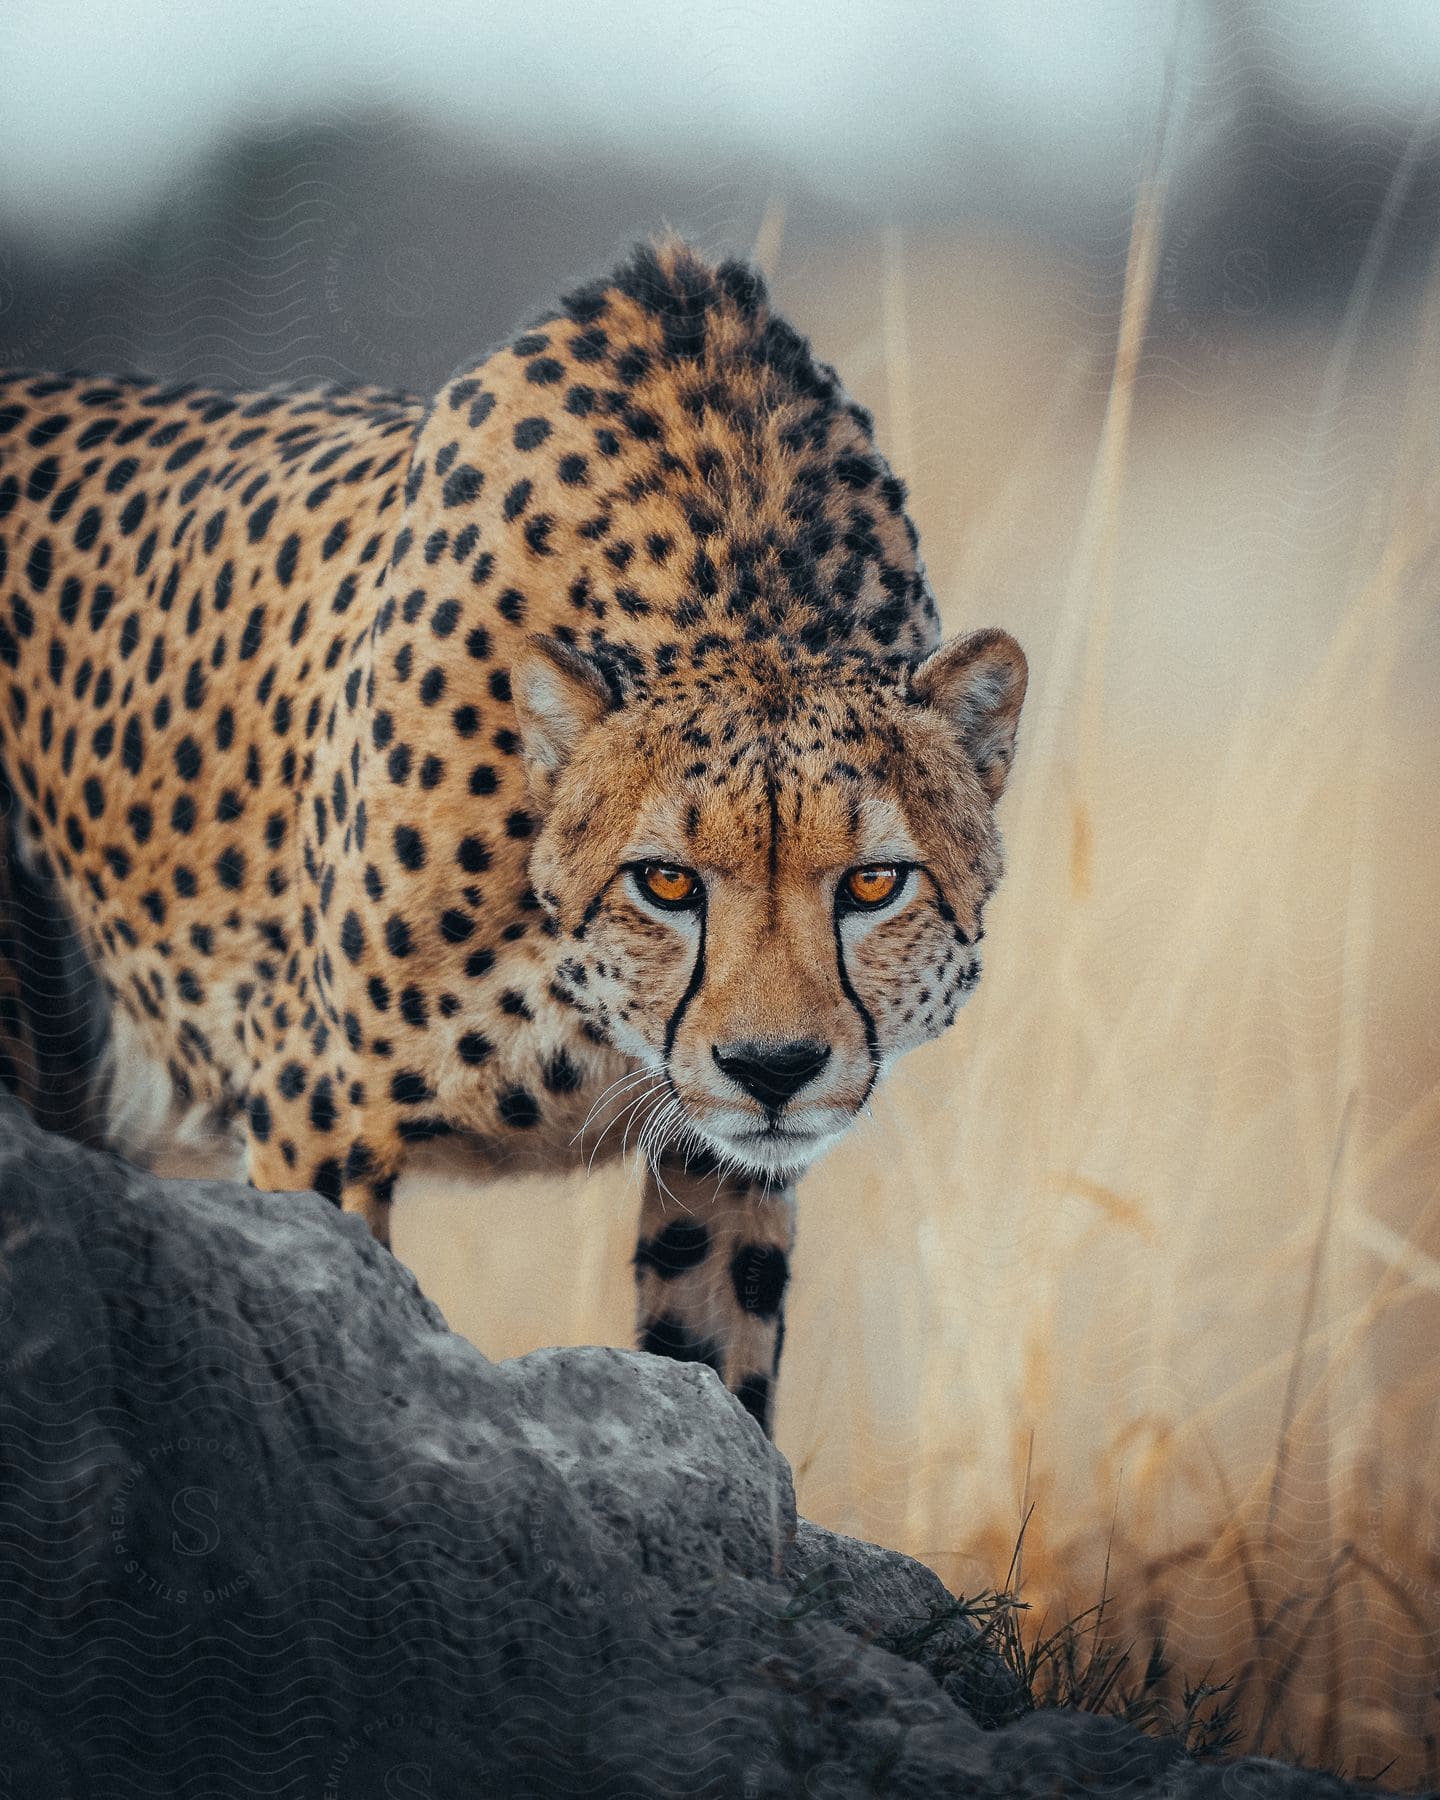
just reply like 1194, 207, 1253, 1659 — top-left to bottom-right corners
842, 865, 903, 909
637, 864, 702, 909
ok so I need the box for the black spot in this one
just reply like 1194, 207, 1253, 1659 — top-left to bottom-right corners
390, 1069, 432, 1105
394, 825, 426, 871
457, 835, 490, 874
640, 1316, 722, 1372
513, 417, 551, 450
385, 916, 413, 958
278, 1062, 307, 1100
457, 1030, 492, 1065
239, 606, 265, 660
431, 598, 461, 638
635, 1220, 711, 1279
313, 1159, 343, 1205
26, 457, 58, 503
569, 326, 608, 362
442, 464, 484, 508
248, 1093, 273, 1143
344, 1142, 376, 1182
309, 1078, 337, 1133
340, 910, 365, 963
274, 533, 301, 590
174, 736, 202, 781
216, 846, 246, 890
247, 495, 279, 541
440, 908, 474, 944
498, 1086, 540, 1129
25, 539, 52, 592
122, 716, 144, 775
730, 1245, 789, 1319
735, 1373, 772, 1429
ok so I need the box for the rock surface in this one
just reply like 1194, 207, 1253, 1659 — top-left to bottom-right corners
0, 1099, 1421, 1798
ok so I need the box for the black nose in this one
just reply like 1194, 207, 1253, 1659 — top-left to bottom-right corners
712, 1040, 832, 1110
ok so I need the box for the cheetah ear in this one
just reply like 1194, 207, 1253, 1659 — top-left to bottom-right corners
911, 629, 1028, 802
512, 635, 616, 790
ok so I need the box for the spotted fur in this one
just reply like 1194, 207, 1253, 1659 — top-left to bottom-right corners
0, 240, 1026, 1433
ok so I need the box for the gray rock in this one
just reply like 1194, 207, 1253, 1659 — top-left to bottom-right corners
0, 1099, 1422, 1798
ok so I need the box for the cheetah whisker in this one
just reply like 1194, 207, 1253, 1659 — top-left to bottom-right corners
572, 1061, 666, 1149
583, 1072, 669, 1176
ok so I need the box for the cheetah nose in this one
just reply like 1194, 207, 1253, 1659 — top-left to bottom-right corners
712, 1040, 832, 1110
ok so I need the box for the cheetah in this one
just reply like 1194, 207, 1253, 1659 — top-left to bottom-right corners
0, 240, 1026, 1434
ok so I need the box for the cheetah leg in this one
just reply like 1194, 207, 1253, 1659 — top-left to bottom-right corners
633, 1149, 794, 1437
244, 1037, 402, 1249
245, 1113, 400, 1247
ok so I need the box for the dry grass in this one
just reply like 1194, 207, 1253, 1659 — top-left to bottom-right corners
396, 178, 1440, 1782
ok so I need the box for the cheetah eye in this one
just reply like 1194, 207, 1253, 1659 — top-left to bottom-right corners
634, 863, 703, 910
840, 865, 905, 910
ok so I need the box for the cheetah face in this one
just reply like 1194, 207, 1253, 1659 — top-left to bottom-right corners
516, 631, 1026, 1180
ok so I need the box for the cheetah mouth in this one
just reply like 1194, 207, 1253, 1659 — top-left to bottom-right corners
738, 1124, 815, 1147
702, 1116, 849, 1180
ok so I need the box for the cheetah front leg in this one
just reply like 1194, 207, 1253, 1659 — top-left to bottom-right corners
633, 1149, 794, 1437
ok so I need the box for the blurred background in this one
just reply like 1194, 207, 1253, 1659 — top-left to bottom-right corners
4, 0, 1439, 1781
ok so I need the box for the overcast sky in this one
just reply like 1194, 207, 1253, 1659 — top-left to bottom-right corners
0, 1, 1434, 237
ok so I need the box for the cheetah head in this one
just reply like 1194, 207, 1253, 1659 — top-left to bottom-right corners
515, 628, 1026, 1179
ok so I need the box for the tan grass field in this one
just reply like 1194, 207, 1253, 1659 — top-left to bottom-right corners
393, 220, 1440, 1783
